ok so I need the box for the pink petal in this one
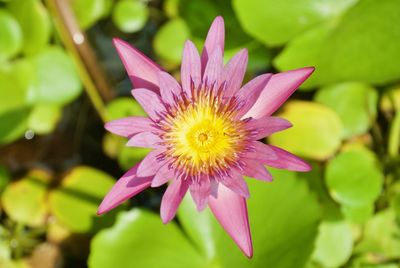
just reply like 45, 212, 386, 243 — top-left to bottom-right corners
220, 172, 249, 198
126, 132, 162, 148
242, 141, 278, 162
241, 160, 273, 182
209, 184, 253, 258
245, 116, 292, 140
160, 179, 189, 224
97, 163, 152, 215
244, 67, 315, 119
235, 73, 272, 119
151, 163, 175, 187
104, 117, 155, 138
137, 148, 165, 177
181, 41, 201, 97
189, 180, 211, 211
113, 38, 162, 92
131, 88, 166, 120
264, 145, 312, 172
203, 48, 223, 88
223, 49, 248, 97
158, 71, 182, 106
201, 16, 225, 70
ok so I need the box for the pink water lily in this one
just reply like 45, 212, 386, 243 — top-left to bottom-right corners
98, 16, 314, 257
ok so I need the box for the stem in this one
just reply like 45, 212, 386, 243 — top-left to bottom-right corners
388, 111, 400, 157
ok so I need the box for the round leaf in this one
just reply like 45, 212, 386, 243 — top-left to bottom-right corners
0, 166, 10, 193
27, 104, 61, 135
112, 0, 149, 33
88, 209, 207, 268
71, 0, 107, 29
106, 97, 146, 120
0, 9, 22, 60
269, 101, 343, 160
118, 146, 151, 171
341, 203, 374, 224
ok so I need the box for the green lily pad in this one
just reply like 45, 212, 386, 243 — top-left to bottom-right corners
275, 0, 400, 87
341, 203, 374, 224
106, 97, 146, 120
118, 146, 151, 171
71, 0, 107, 29
315, 82, 378, 138
153, 18, 190, 65
164, 0, 179, 18
269, 101, 343, 160
27, 104, 61, 135
29, 46, 82, 105
1, 170, 50, 227
232, 0, 356, 46
325, 149, 383, 207
311, 220, 353, 268
381, 86, 400, 113
49, 166, 118, 233
0, 9, 22, 61
7, 0, 51, 55
112, 0, 149, 33
0, 106, 31, 145
0, 166, 10, 193
88, 209, 207, 268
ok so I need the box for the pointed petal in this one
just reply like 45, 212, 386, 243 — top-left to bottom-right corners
235, 73, 272, 119
209, 185, 253, 258
104, 117, 155, 138
241, 160, 273, 182
242, 141, 278, 162
181, 41, 201, 97
264, 145, 312, 172
201, 16, 225, 69
97, 164, 152, 215
203, 48, 223, 88
126, 132, 162, 148
131, 88, 166, 120
223, 49, 248, 97
220, 172, 249, 198
113, 38, 161, 91
160, 179, 189, 224
137, 149, 165, 177
245, 116, 292, 140
244, 67, 315, 118
151, 163, 175, 187
158, 71, 182, 106
189, 180, 211, 211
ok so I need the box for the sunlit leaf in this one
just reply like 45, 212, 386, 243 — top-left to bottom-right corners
0, 9, 22, 61
0, 166, 10, 193
71, 0, 107, 29
112, 0, 149, 33
341, 203, 374, 224
0, 107, 30, 145
118, 146, 151, 171
106, 97, 146, 120
27, 104, 61, 135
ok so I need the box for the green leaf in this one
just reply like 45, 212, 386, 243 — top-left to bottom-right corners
29, 46, 82, 105
315, 82, 378, 138
88, 209, 207, 268
0, 166, 10, 193
7, 0, 51, 55
1, 170, 50, 226
0, 9, 22, 61
232, 0, 356, 46
49, 166, 118, 233
341, 203, 374, 224
153, 18, 190, 65
106, 97, 146, 120
117, 146, 151, 171
0, 107, 30, 145
325, 149, 383, 207
27, 104, 61, 135
112, 0, 149, 33
311, 220, 353, 267
269, 101, 343, 160
275, 0, 400, 87
71, 0, 107, 29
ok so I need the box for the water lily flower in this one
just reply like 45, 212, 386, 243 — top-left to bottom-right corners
98, 16, 314, 257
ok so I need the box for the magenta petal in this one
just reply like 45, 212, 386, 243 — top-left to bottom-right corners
235, 73, 272, 119
137, 149, 165, 177
189, 180, 211, 211
241, 160, 273, 182
264, 145, 312, 172
209, 185, 253, 258
201, 16, 225, 69
220, 173, 249, 198
160, 179, 189, 224
126, 132, 162, 148
223, 49, 248, 97
246, 116, 292, 140
104, 117, 155, 138
181, 41, 201, 97
243, 141, 278, 162
158, 71, 182, 106
245, 67, 315, 119
131, 88, 166, 120
151, 163, 175, 187
97, 163, 152, 215
113, 38, 162, 92
203, 48, 223, 88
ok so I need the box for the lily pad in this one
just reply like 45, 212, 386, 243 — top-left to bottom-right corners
106, 97, 146, 120
112, 0, 149, 33
27, 104, 61, 135
341, 203, 374, 224
71, 0, 107, 29
0, 9, 22, 61
269, 101, 343, 160
0, 166, 10, 193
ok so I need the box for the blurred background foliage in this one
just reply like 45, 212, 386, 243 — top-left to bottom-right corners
0, 0, 399, 267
